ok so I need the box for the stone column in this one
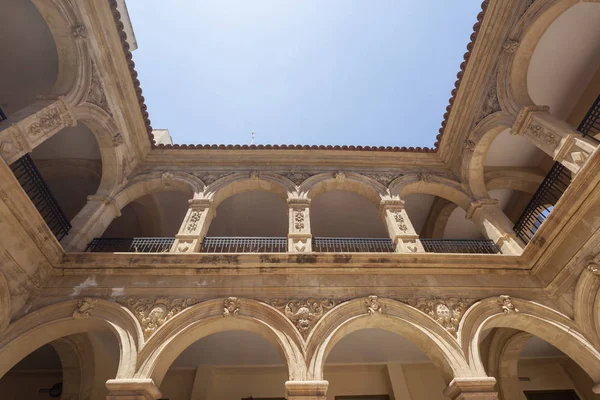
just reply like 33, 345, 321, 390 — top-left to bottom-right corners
170, 198, 215, 253
105, 379, 162, 400
0, 98, 76, 164
465, 200, 524, 255
285, 380, 328, 400
62, 195, 121, 252
443, 377, 498, 400
380, 200, 424, 253
287, 198, 312, 253
512, 106, 598, 174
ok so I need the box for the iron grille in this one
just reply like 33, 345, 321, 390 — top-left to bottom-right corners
0, 106, 6, 122
420, 239, 500, 254
85, 237, 175, 252
577, 94, 600, 143
200, 237, 287, 253
10, 154, 71, 240
513, 162, 570, 244
312, 237, 395, 253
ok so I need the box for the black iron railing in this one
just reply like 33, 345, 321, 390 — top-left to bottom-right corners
312, 237, 395, 253
577, 94, 600, 143
0, 106, 6, 122
513, 162, 570, 243
10, 154, 71, 240
85, 237, 175, 252
200, 237, 287, 253
421, 239, 501, 254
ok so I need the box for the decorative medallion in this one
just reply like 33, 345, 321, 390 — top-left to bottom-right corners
118, 297, 200, 338
334, 171, 345, 181
111, 132, 124, 146
365, 295, 382, 315
268, 298, 336, 338
391, 210, 408, 232
186, 211, 202, 232
71, 24, 87, 39
464, 140, 476, 152
73, 297, 97, 319
294, 209, 305, 230
502, 39, 519, 54
417, 172, 432, 182
529, 124, 557, 146
498, 295, 519, 314
411, 298, 468, 335
161, 171, 175, 180
223, 297, 240, 317
249, 171, 260, 180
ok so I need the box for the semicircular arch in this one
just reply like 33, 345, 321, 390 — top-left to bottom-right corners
206, 173, 295, 208
300, 173, 387, 207
390, 175, 472, 211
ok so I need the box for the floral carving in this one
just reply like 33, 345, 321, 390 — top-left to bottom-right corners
87, 63, 112, 115
112, 132, 123, 146
269, 298, 336, 338
366, 295, 381, 315
529, 124, 557, 146
412, 298, 468, 335
417, 172, 431, 182
294, 209, 305, 231
293, 238, 309, 252
464, 140, 476, 152
391, 210, 408, 232
334, 171, 345, 181
498, 295, 519, 314
283, 172, 314, 186
502, 39, 519, 54
250, 171, 260, 180
71, 24, 87, 39
28, 108, 64, 137
475, 84, 501, 125
161, 172, 175, 180
223, 297, 240, 317
360, 172, 401, 187
186, 211, 202, 232
73, 298, 97, 319
118, 297, 200, 338
192, 172, 233, 186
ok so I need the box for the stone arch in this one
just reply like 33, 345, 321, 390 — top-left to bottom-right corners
135, 298, 305, 386
390, 175, 472, 211
306, 298, 472, 384
484, 168, 544, 195
462, 112, 515, 199
0, 299, 142, 379
299, 173, 387, 207
50, 334, 95, 400
422, 198, 458, 239
0, 271, 10, 333
498, 0, 588, 115
31, 0, 91, 105
205, 173, 296, 208
574, 266, 600, 349
72, 103, 121, 196
460, 296, 600, 383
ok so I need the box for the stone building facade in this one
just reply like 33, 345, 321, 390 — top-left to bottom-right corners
0, 0, 600, 399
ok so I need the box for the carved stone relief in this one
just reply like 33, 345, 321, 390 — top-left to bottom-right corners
282, 172, 315, 186
502, 39, 519, 54
223, 297, 240, 317
28, 102, 75, 137
186, 211, 202, 232
73, 298, 97, 319
293, 238, 309, 252
360, 172, 402, 187
410, 298, 469, 335
71, 24, 87, 39
334, 171, 345, 181
475, 84, 501, 125
118, 297, 200, 338
417, 172, 432, 182
587, 254, 600, 276
294, 209, 305, 231
268, 298, 336, 338
529, 124, 557, 146
391, 210, 408, 232
464, 140, 476, 152
192, 172, 234, 186
498, 295, 519, 314
365, 295, 382, 315
86, 62, 112, 116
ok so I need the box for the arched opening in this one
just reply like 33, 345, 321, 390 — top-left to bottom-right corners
311, 190, 390, 252
160, 330, 288, 399
323, 328, 450, 399
0, 1, 58, 117
482, 329, 600, 400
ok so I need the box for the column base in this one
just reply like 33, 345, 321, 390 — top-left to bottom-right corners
443, 377, 498, 400
105, 379, 162, 400
285, 380, 328, 400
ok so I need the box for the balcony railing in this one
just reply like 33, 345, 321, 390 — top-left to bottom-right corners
200, 237, 287, 253
578, 94, 600, 143
421, 239, 501, 254
312, 237, 395, 253
10, 154, 71, 240
86, 237, 175, 252
514, 162, 570, 244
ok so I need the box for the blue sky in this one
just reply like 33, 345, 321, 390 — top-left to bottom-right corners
127, 1, 482, 147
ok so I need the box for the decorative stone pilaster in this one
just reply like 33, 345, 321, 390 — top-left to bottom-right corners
443, 377, 498, 400
380, 200, 424, 253
0, 98, 76, 164
465, 199, 523, 255
285, 380, 329, 400
170, 198, 215, 253
105, 379, 162, 400
512, 106, 598, 174
62, 195, 122, 252
288, 198, 312, 253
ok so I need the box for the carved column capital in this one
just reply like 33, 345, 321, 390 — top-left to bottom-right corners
443, 377, 498, 400
285, 380, 329, 400
105, 379, 162, 400
171, 201, 216, 253
465, 199, 499, 220
512, 105, 550, 135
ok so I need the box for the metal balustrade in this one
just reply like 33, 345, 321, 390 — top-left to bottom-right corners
577, 94, 600, 143
514, 162, 570, 244
86, 237, 175, 252
10, 154, 71, 240
312, 237, 395, 253
200, 237, 287, 253
420, 239, 500, 254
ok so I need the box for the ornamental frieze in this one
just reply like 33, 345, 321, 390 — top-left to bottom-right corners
117, 297, 201, 338
192, 172, 235, 186
281, 172, 315, 186
266, 298, 337, 338
409, 297, 471, 336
